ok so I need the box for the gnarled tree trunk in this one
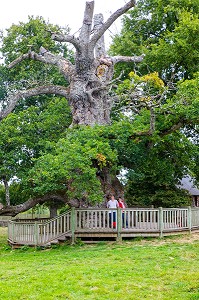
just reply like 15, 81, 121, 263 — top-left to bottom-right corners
2, 0, 143, 126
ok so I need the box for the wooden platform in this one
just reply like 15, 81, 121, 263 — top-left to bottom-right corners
7, 207, 199, 247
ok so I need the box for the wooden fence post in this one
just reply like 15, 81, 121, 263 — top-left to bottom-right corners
71, 207, 75, 244
34, 222, 39, 246
117, 208, 122, 242
12, 222, 15, 242
187, 206, 192, 233
159, 207, 163, 238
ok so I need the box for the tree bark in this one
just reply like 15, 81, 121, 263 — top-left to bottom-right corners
0, 85, 69, 121
0, 194, 67, 216
49, 205, 58, 218
2, 178, 10, 206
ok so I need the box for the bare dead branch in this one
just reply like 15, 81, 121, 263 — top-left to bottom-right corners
7, 53, 30, 69
93, 14, 106, 58
111, 54, 145, 64
80, 1, 95, 43
90, 0, 136, 48
51, 33, 81, 51
8, 48, 74, 80
0, 85, 69, 121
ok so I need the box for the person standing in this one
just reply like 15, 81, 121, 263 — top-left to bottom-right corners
107, 195, 119, 228
118, 197, 128, 228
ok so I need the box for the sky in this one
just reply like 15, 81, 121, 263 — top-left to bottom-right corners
0, 0, 128, 46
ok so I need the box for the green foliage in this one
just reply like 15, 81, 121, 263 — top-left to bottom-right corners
1, 16, 71, 81
2, 94, 197, 206
122, 125, 198, 207
0, 184, 5, 204
0, 16, 72, 112
147, 10, 199, 80
110, 0, 199, 80
126, 178, 191, 208
25, 126, 118, 203
109, 1, 199, 205
0, 97, 71, 204
58, 205, 70, 214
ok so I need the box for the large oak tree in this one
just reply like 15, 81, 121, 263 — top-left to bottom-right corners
0, 0, 198, 216
0, 1, 144, 215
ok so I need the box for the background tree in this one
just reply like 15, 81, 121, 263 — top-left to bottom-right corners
109, 0, 199, 205
109, 0, 199, 81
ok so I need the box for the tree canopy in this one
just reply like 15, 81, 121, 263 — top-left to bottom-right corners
109, 0, 199, 206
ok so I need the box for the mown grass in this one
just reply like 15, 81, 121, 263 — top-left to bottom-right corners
0, 227, 199, 300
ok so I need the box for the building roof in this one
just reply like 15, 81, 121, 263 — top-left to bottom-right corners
178, 176, 199, 196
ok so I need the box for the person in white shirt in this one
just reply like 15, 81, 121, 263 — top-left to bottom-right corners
107, 195, 119, 228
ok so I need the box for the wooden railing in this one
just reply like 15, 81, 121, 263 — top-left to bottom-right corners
7, 207, 199, 246
191, 207, 199, 228
75, 208, 160, 231
75, 207, 194, 232
163, 208, 189, 229
8, 210, 71, 246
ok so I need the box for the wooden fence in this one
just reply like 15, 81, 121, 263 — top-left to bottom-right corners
8, 210, 71, 246
7, 207, 199, 246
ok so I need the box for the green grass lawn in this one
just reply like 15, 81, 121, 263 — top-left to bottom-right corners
0, 227, 199, 300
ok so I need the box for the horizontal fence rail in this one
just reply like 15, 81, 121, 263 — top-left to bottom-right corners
7, 207, 199, 246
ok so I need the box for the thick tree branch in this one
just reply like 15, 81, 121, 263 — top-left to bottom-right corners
51, 2, 95, 53
7, 53, 30, 69
111, 54, 145, 64
51, 33, 81, 52
160, 121, 185, 137
8, 48, 74, 80
0, 194, 66, 216
90, 0, 135, 48
93, 14, 106, 58
0, 85, 69, 121
80, 1, 94, 43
